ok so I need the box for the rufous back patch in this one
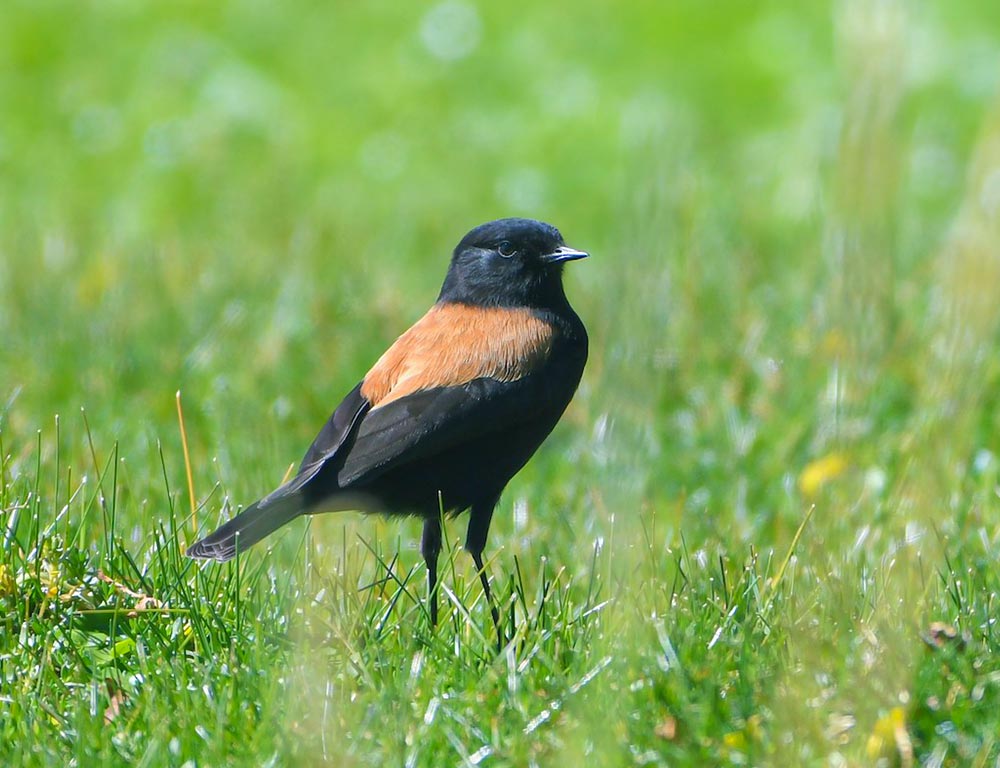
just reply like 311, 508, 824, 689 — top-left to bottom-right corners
361, 303, 554, 408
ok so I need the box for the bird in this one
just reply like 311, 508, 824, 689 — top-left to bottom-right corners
187, 217, 589, 641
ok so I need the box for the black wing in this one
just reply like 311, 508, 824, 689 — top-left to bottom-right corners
337, 375, 552, 488
299, 382, 371, 469
186, 383, 371, 560
258, 382, 371, 502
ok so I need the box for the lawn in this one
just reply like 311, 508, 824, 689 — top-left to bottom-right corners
3, 0, 1000, 765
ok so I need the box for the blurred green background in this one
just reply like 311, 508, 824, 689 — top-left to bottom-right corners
3, 0, 1000, 765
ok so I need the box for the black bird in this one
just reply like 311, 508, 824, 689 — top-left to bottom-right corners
187, 218, 588, 637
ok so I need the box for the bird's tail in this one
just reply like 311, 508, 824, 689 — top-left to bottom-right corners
186, 491, 303, 562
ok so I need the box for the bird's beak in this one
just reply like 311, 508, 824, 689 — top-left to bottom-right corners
541, 245, 589, 264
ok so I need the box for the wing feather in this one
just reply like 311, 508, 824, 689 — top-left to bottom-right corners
338, 376, 543, 488
261, 382, 370, 503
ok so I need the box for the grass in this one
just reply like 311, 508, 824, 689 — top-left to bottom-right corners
3, 0, 1000, 764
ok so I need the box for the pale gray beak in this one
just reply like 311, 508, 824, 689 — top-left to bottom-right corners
541, 245, 589, 264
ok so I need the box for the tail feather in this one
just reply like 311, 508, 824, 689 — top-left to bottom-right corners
186, 492, 303, 562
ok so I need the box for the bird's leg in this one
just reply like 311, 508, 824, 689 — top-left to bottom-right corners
421, 516, 442, 627
466, 501, 502, 649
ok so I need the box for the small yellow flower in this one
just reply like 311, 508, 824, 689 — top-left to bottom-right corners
40, 561, 62, 599
722, 730, 747, 750
866, 707, 912, 765
0, 564, 16, 599
798, 453, 848, 497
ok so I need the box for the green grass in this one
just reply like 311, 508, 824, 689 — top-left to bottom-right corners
4, 0, 1000, 764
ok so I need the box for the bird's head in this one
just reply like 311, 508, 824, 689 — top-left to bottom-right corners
439, 218, 588, 308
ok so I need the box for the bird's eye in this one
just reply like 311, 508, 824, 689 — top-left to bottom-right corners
497, 240, 516, 258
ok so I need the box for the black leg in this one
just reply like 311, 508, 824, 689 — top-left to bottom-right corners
421, 516, 442, 626
466, 499, 502, 649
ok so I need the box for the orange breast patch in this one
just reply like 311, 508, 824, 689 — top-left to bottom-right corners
360, 303, 555, 408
